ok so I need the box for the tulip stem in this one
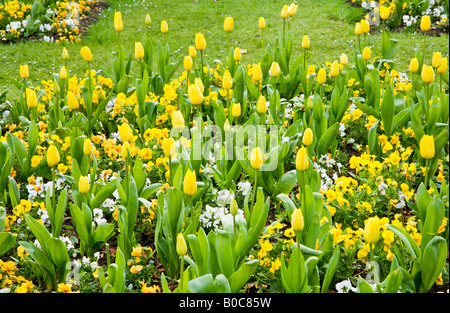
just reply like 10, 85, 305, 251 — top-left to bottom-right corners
369, 243, 381, 293
252, 169, 258, 210
52, 166, 56, 213
169, 155, 173, 186
425, 159, 430, 190
179, 256, 185, 291
357, 35, 361, 53
200, 50, 205, 84
282, 18, 286, 47
261, 29, 264, 54
189, 195, 195, 231
422, 31, 427, 68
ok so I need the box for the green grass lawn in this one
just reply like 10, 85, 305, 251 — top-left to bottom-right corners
1, 0, 448, 96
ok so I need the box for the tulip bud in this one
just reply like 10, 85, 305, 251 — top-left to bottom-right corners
188, 83, 204, 105
287, 3, 298, 17
53, 79, 60, 95
250, 147, 264, 169
67, 91, 79, 111
295, 146, 309, 171
291, 208, 304, 231
172, 110, 185, 129
189, 46, 197, 58
317, 68, 327, 84
420, 15, 431, 32
432, 52, 442, 69
183, 169, 197, 195
232, 102, 241, 118
364, 217, 380, 244
340, 53, 348, 66
26, 89, 37, 108
135, 42, 145, 60
176, 233, 187, 256
145, 14, 151, 25
421, 64, 435, 84
83, 138, 93, 155
62, 47, 69, 60
80, 46, 93, 62
114, 11, 123, 32
362, 46, 371, 61
223, 119, 231, 132
257, 95, 267, 114
118, 123, 133, 143
281, 5, 289, 18
79, 176, 90, 194
224, 16, 233, 32
302, 35, 310, 49
183, 56, 193, 71
354, 22, 362, 36
161, 20, 168, 33
222, 72, 233, 90
270, 62, 281, 77
230, 198, 238, 216
379, 6, 390, 20
409, 58, 419, 73
121, 141, 130, 159
59, 66, 68, 80
47, 144, 60, 167
234, 47, 241, 61
330, 61, 339, 77
195, 33, 206, 51
302, 128, 313, 146
252, 64, 262, 82
259, 17, 266, 30
162, 137, 175, 157
20, 64, 29, 79
437, 57, 447, 74
420, 135, 435, 159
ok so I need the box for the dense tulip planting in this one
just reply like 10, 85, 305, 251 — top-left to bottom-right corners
0, 0, 449, 294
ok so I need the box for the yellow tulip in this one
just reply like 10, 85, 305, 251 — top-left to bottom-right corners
189, 46, 197, 58
421, 64, 435, 84
195, 33, 206, 51
420, 135, 435, 159
67, 91, 79, 111
420, 15, 431, 32
257, 95, 267, 114
183, 169, 197, 195
432, 52, 442, 69
83, 138, 93, 155
302, 128, 313, 146
224, 16, 233, 32
188, 83, 203, 105
250, 147, 264, 169
222, 72, 233, 90
114, 11, 123, 32
161, 20, 168, 33
295, 146, 309, 171
162, 137, 175, 157
330, 61, 340, 77
62, 47, 69, 60
360, 19, 370, 33
379, 6, 390, 20
230, 198, 239, 216
20, 64, 29, 79
259, 17, 266, 30
79, 176, 90, 194
232, 102, 241, 118
354, 22, 362, 36
47, 145, 60, 167
135, 42, 145, 60
409, 58, 419, 73
26, 89, 37, 108
172, 110, 185, 129
145, 14, 151, 25
121, 141, 130, 159
281, 5, 289, 18
287, 3, 298, 17
80, 46, 93, 62
183, 56, 193, 71
340, 53, 348, 66
270, 62, 281, 77
176, 233, 187, 256
252, 64, 262, 82
364, 217, 380, 244
234, 47, 241, 61
317, 68, 327, 84
59, 66, 68, 80
437, 57, 448, 74
291, 208, 304, 231
362, 46, 371, 61
118, 123, 133, 143
302, 35, 310, 49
